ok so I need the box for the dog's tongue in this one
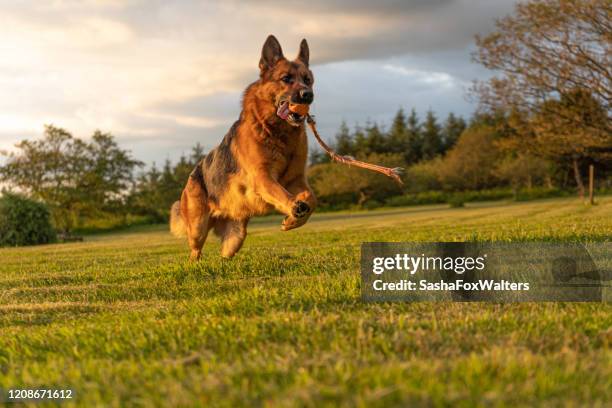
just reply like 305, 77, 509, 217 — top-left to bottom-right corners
277, 101, 290, 120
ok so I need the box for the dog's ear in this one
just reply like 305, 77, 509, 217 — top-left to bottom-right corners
297, 38, 309, 67
259, 35, 284, 75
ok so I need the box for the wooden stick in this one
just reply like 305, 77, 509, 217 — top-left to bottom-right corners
306, 115, 404, 185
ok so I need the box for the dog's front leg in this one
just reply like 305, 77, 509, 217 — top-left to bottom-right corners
282, 178, 317, 231
253, 172, 309, 219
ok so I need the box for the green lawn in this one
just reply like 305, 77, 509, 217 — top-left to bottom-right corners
0, 197, 610, 407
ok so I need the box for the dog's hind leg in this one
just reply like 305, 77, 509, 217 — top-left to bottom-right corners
214, 218, 248, 258
180, 176, 210, 261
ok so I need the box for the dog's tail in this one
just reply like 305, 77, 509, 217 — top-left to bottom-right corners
170, 201, 187, 237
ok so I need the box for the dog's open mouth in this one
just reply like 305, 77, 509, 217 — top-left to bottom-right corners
277, 100, 305, 125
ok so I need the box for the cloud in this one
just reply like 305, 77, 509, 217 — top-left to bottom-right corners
382, 64, 460, 88
0, 0, 517, 164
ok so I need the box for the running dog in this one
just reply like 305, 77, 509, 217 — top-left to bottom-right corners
171, 35, 316, 260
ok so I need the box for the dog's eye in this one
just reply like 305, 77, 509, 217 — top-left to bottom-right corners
303, 76, 311, 85
281, 75, 293, 84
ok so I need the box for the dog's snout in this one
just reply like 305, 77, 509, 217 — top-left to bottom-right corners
298, 89, 314, 104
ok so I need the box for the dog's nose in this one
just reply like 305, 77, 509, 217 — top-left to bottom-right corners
299, 89, 314, 104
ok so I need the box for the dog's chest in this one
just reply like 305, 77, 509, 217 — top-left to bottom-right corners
263, 133, 299, 178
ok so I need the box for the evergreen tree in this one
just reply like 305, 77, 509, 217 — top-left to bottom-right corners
387, 108, 407, 153
421, 110, 442, 160
160, 159, 179, 210
173, 155, 193, 187
131, 163, 165, 219
441, 113, 467, 152
405, 108, 423, 164
365, 123, 386, 154
353, 125, 368, 155
334, 121, 353, 156
190, 142, 206, 164
161, 159, 175, 186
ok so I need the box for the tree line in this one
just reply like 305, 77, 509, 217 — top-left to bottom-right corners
308, 101, 609, 208
310, 109, 466, 166
0, 125, 205, 232
2, 97, 607, 233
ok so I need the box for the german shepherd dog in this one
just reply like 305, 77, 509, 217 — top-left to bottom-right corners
171, 35, 316, 260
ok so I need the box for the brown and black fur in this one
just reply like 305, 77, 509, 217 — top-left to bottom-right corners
171, 35, 317, 260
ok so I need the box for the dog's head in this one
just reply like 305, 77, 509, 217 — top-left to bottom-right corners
258, 35, 314, 126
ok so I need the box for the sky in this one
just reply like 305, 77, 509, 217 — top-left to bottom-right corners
0, 0, 518, 165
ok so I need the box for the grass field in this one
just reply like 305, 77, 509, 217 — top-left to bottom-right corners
0, 197, 611, 407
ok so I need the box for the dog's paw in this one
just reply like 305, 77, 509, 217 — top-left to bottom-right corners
292, 200, 310, 219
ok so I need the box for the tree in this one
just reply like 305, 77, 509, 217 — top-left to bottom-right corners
308, 153, 405, 207
441, 113, 467, 152
352, 126, 368, 155
0, 125, 142, 232
127, 142, 211, 221
474, 0, 611, 121
421, 110, 442, 160
364, 123, 387, 154
473, 0, 612, 196
494, 153, 554, 195
473, 0, 611, 143
174, 154, 195, 185
530, 89, 610, 196
387, 108, 407, 154
129, 163, 165, 220
404, 108, 423, 164
436, 125, 502, 190
83, 131, 143, 214
404, 158, 443, 192
335, 121, 354, 156
190, 142, 206, 164
161, 159, 179, 205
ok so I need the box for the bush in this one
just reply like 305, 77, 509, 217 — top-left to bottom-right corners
384, 187, 574, 208
386, 191, 448, 207
362, 200, 383, 210
459, 188, 514, 202
308, 153, 405, 208
447, 194, 466, 208
514, 187, 570, 201
436, 125, 502, 190
0, 193, 56, 247
73, 213, 156, 235
404, 159, 443, 192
